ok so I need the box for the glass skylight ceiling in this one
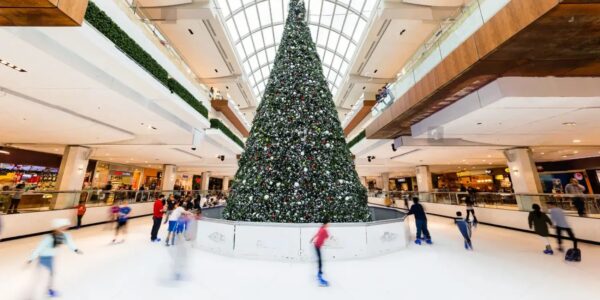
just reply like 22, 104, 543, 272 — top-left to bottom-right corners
218, 0, 378, 102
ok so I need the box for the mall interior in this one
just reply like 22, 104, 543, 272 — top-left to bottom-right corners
1, 0, 600, 299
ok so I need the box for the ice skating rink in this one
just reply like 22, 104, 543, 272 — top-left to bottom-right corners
1, 215, 599, 300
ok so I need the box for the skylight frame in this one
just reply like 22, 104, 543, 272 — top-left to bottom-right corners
218, 0, 378, 102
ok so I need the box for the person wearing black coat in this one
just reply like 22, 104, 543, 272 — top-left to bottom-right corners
528, 204, 554, 255
406, 197, 432, 245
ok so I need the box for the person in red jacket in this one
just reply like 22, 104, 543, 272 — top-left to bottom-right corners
76, 201, 86, 229
150, 195, 165, 242
310, 219, 330, 286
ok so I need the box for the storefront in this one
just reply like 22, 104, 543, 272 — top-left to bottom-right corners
0, 147, 63, 191
536, 157, 600, 194
454, 168, 512, 192
389, 177, 415, 191
91, 161, 144, 190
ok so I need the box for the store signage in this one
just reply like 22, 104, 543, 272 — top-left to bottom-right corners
574, 172, 584, 181
111, 171, 132, 176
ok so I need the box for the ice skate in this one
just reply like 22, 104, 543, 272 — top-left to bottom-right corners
414, 239, 422, 245
48, 289, 59, 298
317, 274, 329, 287
425, 239, 433, 245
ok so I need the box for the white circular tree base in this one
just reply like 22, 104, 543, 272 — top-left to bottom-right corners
196, 207, 410, 261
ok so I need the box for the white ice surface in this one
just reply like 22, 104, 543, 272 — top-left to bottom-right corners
1, 215, 599, 300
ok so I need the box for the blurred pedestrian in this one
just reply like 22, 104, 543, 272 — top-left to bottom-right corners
112, 201, 131, 244
151, 194, 165, 242
565, 178, 586, 216
407, 197, 432, 245
75, 201, 86, 229
547, 202, 577, 252
164, 195, 176, 224
454, 211, 473, 250
528, 203, 553, 255
165, 201, 189, 246
28, 219, 82, 298
8, 183, 25, 214
310, 219, 329, 287
463, 196, 478, 226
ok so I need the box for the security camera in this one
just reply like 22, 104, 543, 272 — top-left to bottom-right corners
191, 147, 197, 151
391, 143, 396, 152
217, 155, 225, 161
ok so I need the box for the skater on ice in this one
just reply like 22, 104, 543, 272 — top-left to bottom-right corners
310, 219, 330, 286
407, 197, 432, 245
528, 204, 553, 255
454, 211, 473, 250
112, 200, 131, 244
151, 194, 165, 242
463, 196, 478, 226
27, 218, 83, 298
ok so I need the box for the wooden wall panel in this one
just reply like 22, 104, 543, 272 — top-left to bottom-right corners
0, 0, 88, 26
474, 0, 559, 58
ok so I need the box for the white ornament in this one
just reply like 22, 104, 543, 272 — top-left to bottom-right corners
264, 195, 270, 200
294, 182, 299, 187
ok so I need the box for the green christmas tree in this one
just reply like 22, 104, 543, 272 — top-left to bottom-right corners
222, 0, 370, 223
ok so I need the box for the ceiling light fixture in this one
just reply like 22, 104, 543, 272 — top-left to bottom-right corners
573, 139, 581, 143
0, 58, 27, 72
0, 147, 10, 155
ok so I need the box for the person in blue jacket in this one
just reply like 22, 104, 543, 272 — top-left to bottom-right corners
406, 197, 432, 245
28, 218, 83, 298
454, 211, 473, 250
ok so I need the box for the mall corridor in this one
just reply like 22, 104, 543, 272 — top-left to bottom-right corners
0, 215, 598, 300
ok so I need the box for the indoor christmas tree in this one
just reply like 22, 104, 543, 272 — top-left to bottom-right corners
222, 0, 370, 223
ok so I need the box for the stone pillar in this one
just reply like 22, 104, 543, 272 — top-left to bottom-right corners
504, 148, 543, 210
201, 171, 211, 192
222, 176, 230, 191
381, 173, 390, 192
52, 146, 90, 209
415, 165, 433, 201
360, 176, 367, 188
161, 165, 177, 194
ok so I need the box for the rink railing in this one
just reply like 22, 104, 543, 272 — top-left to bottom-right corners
0, 189, 228, 214
368, 191, 600, 218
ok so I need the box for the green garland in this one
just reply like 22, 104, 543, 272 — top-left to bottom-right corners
84, 2, 208, 118
210, 119, 245, 148
347, 130, 366, 149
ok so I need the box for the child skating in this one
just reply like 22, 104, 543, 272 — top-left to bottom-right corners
310, 219, 330, 286
454, 211, 473, 250
528, 204, 554, 255
27, 218, 83, 298
407, 197, 432, 245
112, 201, 131, 243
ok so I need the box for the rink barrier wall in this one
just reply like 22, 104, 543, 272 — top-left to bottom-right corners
196, 206, 411, 261
0, 202, 154, 240
410, 202, 600, 244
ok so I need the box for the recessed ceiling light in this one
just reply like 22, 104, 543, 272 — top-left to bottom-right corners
0, 58, 27, 72
573, 139, 581, 143
540, 152, 545, 155
562, 155, 568, 158
573, 150, 579, 154
562, 122, 576, 126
